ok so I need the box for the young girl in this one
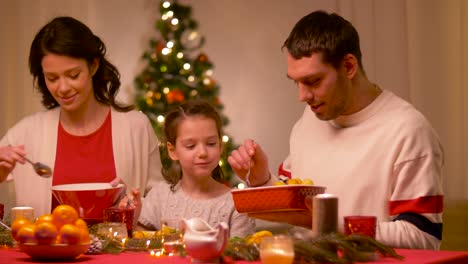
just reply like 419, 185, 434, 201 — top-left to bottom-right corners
124, 99, 254, 238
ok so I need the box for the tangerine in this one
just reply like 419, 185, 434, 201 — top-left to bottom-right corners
58, 224, 81, 245
35, 214, 54, 225
16, 224, 37, 244
35, 221, 58, 245
11, 218, 32, 241
52, 205, 79, 230
75, 218, 90, 243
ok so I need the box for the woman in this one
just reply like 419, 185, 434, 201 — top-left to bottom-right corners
0, 16, 161, 217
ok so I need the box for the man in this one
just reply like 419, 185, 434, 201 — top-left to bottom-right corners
228, 10, 443, 249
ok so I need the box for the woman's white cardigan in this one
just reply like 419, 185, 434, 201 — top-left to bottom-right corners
0, 107, 162, 217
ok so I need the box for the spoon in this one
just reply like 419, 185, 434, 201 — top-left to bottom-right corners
245, 160, 252, 187
24, 157, 52, 178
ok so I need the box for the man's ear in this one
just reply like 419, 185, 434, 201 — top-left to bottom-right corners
342, 54, 358, 79
90, 58, 100, 76
167, 142, 178, 161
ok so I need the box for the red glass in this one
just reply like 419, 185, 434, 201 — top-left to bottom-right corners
344, 216, 377, 238
103, 208, 135, 238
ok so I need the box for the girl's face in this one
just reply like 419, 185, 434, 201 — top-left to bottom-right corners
41, 53, 98, 113
167, 115, 222, 180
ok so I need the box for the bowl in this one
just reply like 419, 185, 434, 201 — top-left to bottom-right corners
231, 185, 326, 228
52, 183, 124, 222
18, 243, 90, 260
231, 185, 326, 213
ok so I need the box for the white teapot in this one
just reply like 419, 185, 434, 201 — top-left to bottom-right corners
182, 218, 229, 263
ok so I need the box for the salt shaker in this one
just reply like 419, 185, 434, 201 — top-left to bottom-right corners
311, 194, 338, 237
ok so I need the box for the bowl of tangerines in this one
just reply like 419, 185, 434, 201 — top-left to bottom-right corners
11, 205, 91, 260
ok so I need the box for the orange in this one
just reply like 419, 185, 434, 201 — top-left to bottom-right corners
75, 218, 90, 243
52, 205, 79, 231
34, 221, 58, 245
35, 214, 54, 225
16, 224, 37, 244
58, 224, 81, 245
11, 218, 32, 241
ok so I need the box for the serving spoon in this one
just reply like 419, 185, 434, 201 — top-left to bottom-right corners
24, 157, 52, 178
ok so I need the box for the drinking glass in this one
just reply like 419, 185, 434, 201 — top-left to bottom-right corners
260, 235, 295, 264
11, 207, 35, 222
344, 216, 377, 238
97, 222, 128, 240
160, 218, 184, 255
103, 208, 135, 238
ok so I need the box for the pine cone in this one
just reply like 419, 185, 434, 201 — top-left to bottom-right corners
85, 235, 104, 254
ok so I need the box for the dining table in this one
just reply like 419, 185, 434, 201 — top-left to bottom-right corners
2, 247, 468, 264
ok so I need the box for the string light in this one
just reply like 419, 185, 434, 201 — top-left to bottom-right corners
222, 135, 229, 142
157, 115, 165, 123
171, 18, 179, 25
166, 11, 174, 18
161, 48, 171, 55
183, 63, 191, 70
205, 69, 213, 76
167, 41, 174, 48
203, 78, 211, 85
187, 76, 195, 82
163, 87, 170, 94
237, 183, 246, 189
177, 52, 184, 59
162, 1, 171, 8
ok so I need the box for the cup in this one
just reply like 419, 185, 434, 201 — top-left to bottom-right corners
344, 216, 377, 238
160, 218, 184, 256
103, 208, 134, 238
260, 235, 295, 264
11, 206, 35, 222
97, 222, 128, 240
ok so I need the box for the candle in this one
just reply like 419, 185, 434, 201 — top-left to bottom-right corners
311, 194, 338, 237
260, 235, 294, 264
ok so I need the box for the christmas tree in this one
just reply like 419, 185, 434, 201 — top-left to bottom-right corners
134, 0, 238, 184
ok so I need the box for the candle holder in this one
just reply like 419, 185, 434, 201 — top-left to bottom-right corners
160, 218, 184, 256
259, 235, 295, 264
344, 216, 377, 238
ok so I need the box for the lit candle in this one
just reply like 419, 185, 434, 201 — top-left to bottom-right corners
311, 194, 338, 237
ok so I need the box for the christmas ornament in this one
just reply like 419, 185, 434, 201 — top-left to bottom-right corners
181, 30, 203, 50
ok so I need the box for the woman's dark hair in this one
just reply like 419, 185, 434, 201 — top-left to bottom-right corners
162, 99, 225, 191
29, 16, 132, 111
283, 10, 365, 72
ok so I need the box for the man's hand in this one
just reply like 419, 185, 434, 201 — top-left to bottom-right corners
228, 139, 271, 186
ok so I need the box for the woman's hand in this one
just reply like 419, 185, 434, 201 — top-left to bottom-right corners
0, 145, 26, 182
228, 139, 271, 187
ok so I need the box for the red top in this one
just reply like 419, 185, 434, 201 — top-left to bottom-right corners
52, 111, 116, 210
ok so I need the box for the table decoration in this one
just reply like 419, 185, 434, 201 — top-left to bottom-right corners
2, 220, 404, 264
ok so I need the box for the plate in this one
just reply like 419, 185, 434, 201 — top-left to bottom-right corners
18, 243, 91, 260
231, 185, 326, 227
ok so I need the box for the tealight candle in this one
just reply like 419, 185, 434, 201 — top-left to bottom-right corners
10, 206, 35, 222
311, 194, 338, 237
260, 235, 294, 264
